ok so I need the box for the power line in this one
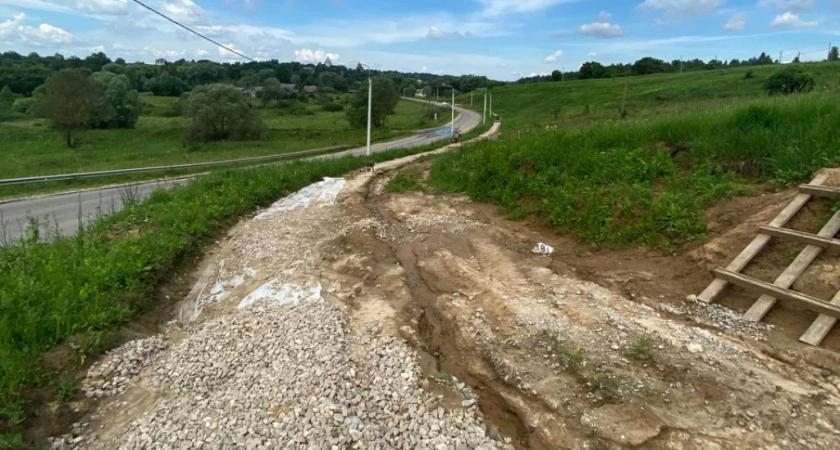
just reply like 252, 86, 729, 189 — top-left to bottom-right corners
131, 0, 256, 62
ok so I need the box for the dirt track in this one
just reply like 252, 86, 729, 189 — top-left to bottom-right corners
49, 137, 840, 449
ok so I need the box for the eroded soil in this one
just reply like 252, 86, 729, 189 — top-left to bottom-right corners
43, 149, 840, 449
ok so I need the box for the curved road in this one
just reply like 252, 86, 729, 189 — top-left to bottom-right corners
0, 103, 481, 243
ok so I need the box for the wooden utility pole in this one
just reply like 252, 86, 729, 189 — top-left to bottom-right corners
621, 77, 629, 118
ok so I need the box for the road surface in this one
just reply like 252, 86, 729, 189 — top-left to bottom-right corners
0, 104, 481, 243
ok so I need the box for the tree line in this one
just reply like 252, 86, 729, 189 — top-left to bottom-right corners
0, 51, 497, 98
521, 49, 839, 84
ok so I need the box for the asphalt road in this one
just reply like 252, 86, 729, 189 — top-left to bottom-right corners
0, 104, 482, 243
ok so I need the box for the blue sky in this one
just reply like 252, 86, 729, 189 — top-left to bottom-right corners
0, 0, 839, 80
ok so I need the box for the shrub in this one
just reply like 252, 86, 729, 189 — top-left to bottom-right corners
321, 102, 343, 112
11, 97, 36, 115
766, 66, 815, 95
183, 83, 268, 142
744, 70, 754, 80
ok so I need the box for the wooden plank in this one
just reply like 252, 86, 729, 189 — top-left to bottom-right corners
696, 173, 828, 304
743, 210, 840, 322
800, 291, 840, 346
799, 184, 840, 199
715, 269, 840, 319
759, 226, 840, 250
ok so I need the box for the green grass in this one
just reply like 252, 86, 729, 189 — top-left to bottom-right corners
0, 137, 455, 431
431, 93, 840, 248
384, 167, 426, 193
0, 96, 433, 181
460, 62, 840, 132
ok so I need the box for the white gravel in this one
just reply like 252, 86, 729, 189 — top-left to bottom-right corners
56, 298, 512, 450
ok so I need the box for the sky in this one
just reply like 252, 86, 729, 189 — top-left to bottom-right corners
0, 0, 839, 80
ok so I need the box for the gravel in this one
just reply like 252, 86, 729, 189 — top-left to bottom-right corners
56, 298, 512, 450
82, 335, 169, 399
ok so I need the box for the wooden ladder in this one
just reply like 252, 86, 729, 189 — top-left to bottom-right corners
696, 172, 840, 346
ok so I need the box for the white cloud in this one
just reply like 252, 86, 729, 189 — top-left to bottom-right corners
196, 49, 209, 57
528, 72, 548, 77
758, 0, 813, 12
597, 11, 612, 21
218, 42, 243, 59
0, 12, 73, 45
161, 0, 204, 23
724, 13, 746, 30
76, 0, 128, 15
477, 0, 575, 17
771, 11, 817, 27
544, 49, 563, 63
426, 26, 466, 40
637, 0, 724, 19
587, 51, 598, 57
293, 48, 340, 63
580, 21, 624, 38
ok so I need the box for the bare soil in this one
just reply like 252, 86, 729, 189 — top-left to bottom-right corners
34, 148, 840, 449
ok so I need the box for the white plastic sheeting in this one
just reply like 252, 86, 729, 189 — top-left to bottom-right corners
238, 280, 322, 309
255, 177, 346, 220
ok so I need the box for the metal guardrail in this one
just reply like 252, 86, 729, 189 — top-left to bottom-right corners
0, 145, 351, 187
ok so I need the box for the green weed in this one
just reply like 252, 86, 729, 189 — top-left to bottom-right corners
429, 94, 840, 248
627, 334, 656, 363
55, 379, 78, 403
539, 331, 585, 372
385, 167, 426, 194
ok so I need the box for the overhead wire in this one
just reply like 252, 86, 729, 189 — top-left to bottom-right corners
130, 0, 256, 62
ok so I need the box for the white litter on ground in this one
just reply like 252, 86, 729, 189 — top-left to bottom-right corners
255, 177, 346, 220
238, 280, 322, 309
532, 242, 555, 255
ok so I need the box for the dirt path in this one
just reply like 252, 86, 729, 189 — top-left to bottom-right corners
49, 133, 840, 449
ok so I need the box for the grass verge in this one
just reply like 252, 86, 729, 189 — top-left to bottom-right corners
429, 94, 840, 248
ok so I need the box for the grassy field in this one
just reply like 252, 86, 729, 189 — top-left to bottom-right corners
459, 62, 840, 132
436, 86, 840, 248
0, 94, 436, 180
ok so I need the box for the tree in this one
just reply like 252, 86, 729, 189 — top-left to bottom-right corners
0, 86, 14, 120
260, 77, 283, 104
83, 51, 111, 72
632, 57, 668, 76
32, 70, 101, 148
89, 72, 143, 129
579, 61, 607, 79
829, 46, 839, 62
756, 52, 774, 65
792, 55, 801, 63
182, 83, 268, 142
346, 76, 398, 129
144, 72, 186, 96
551, 70, 562, 82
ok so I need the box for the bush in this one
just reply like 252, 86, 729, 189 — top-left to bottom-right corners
744, 70, 754, 80
766, 66, 815, 95
321, 102, 343, 112
11, 97, 36, 115
183, 83, 268, 142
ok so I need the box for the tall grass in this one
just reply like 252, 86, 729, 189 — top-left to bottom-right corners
0, 144, 441, 427
430, 94, 840, 247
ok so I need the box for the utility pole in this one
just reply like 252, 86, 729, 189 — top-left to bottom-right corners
489, 91, 493, 118
829, 42, 833, 60
680, 54, 683, 73
360, 62, 373, 157
779, 50, 783, 64
436, 88, 439, 101
561, 67, 565, 82
483, 90, 487, 124
366, 76, 372, 157
470, 91, 473, 106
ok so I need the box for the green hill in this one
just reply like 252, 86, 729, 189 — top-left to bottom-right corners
462, 62, 840, 131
